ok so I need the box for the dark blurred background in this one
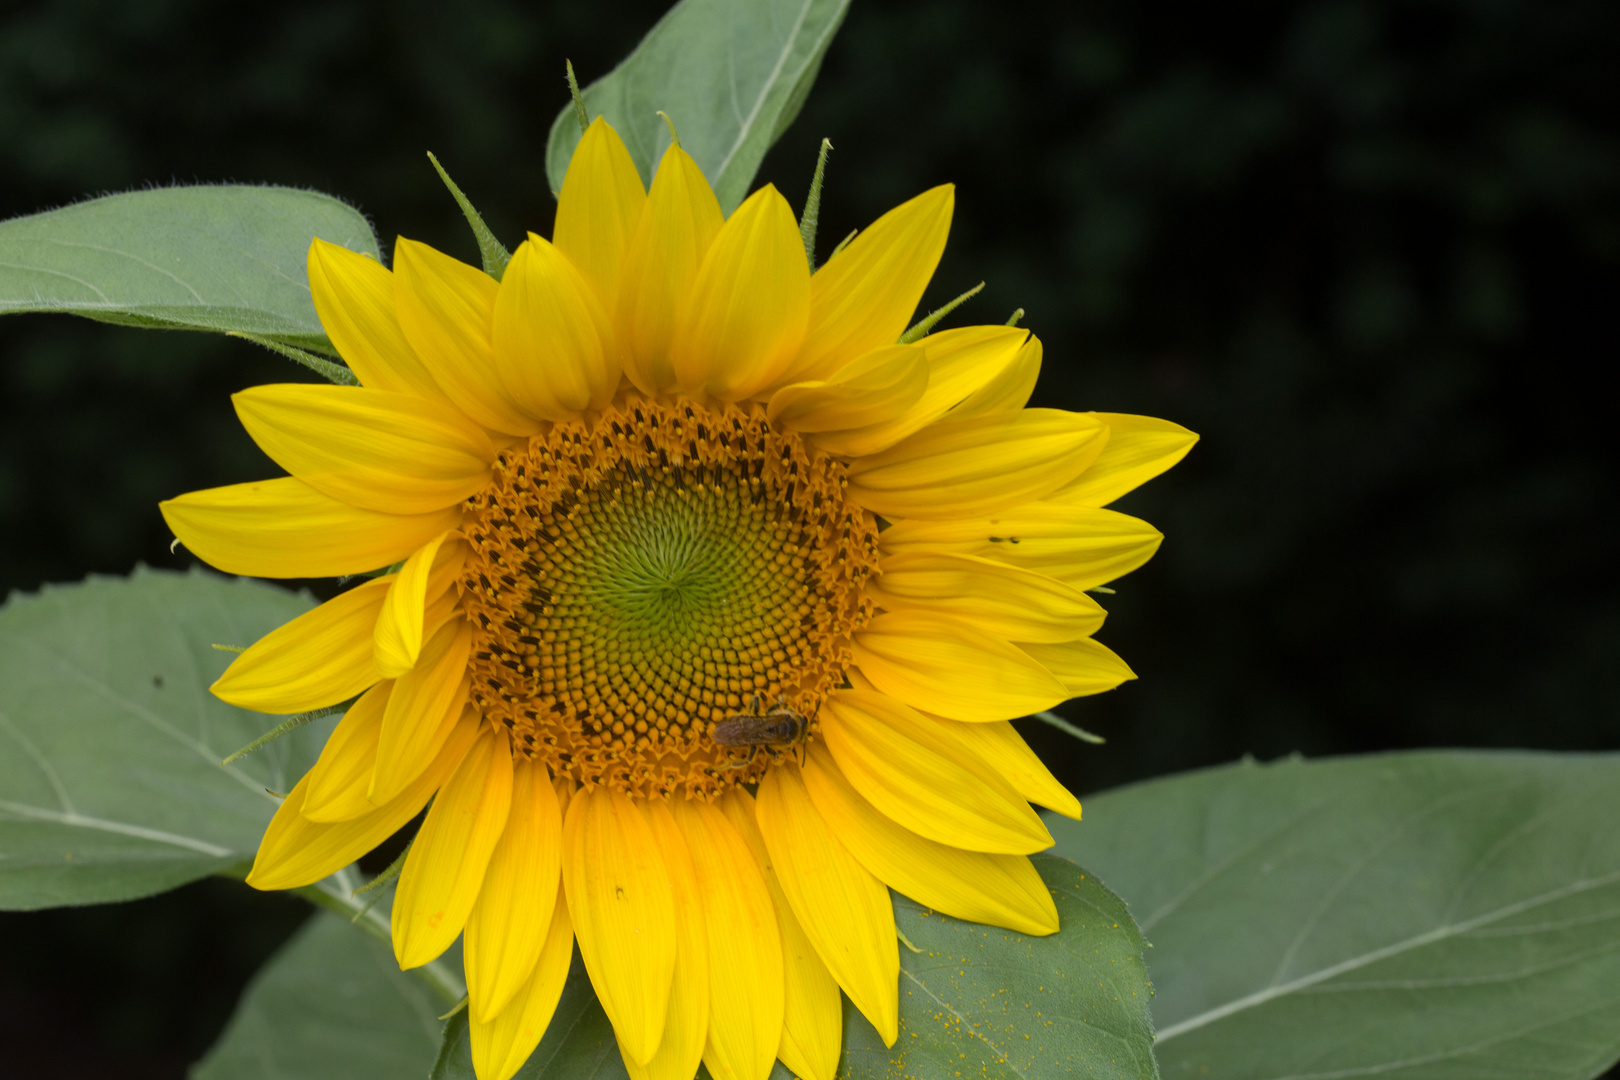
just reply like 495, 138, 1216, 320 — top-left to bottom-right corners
1, 0, 1616, 1075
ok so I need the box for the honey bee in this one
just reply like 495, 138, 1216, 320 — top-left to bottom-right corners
712, 694, 810, 768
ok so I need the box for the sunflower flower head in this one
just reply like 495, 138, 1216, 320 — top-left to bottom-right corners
162, 118, 1196, 1080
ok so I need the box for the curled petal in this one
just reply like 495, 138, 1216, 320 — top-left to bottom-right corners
374, 533, 467, 679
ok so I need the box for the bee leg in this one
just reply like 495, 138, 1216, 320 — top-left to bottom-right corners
750, 692, 763, 716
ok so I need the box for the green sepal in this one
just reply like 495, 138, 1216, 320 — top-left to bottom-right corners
899, 280, 984, 343
1029, 708, 1106, 745
221, 700, 353, 766
800, 137, 832, 270
566, 59, 590, 134
427, 152, 511, 281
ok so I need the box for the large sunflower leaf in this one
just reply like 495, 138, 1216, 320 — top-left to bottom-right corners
0, 567, 331, 909
546, 0, 851, 214
190, 909, 445, 1080
0, 185, 379, 351
1052, 752, 1620, 1079
841, 855, 1158, 1080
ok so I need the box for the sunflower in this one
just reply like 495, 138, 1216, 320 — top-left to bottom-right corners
161, 119, 1195, 1080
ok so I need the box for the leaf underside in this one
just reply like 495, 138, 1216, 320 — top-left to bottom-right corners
545, 0, 852, 214
0, 184, 380, 351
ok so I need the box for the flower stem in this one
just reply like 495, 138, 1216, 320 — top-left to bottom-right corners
290, 867, 465, 1005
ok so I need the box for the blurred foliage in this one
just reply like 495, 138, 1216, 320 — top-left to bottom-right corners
1, 0, 1617, 1074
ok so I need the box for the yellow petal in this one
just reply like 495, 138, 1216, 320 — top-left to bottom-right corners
809, 326, 1027, 457
786, 185, 954, 385
465, 757, 564, 1022
470, 882, 575, 1080
1045, 412, 1199, 507
245, 705, 479, 891
626, 802, 709, 1080
947, 328, 1042, 419
799, 744, 1058, 936
845, 409, 1107, 521
375, 533, 468, 680
561, 786, 676, 1066
878, 502, 1164, 591
821, 690, 1052, 854
921, 716, 1082, 820
755, 765, 898, 1047
765, 344, 928, 434
211, 575, 391, 713
161, 476, 464, 579
308, 237, 458, 407
393, 725, 514, 968
851, 610, 1068, 722
394, 237, 536, 436
232, 384, 494, 515
868, 551, 1104, 644
370, 618, 473, 804
553, 117, 648, 311
670, 185, 809, 401
718, 791, 840, 1080
492, 236, 620, 422
301, 681, 390, 823
616, 145, 724, 395
1019, 638, 1137, 697
671, 800, 782, 1080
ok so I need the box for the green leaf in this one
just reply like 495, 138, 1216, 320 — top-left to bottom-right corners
1052, 752, 1620, 1079
841, 856, 1158, 1080
190, 909, 445, 1080
546, 0, 852, 214
0, 185, 380, 351
0, 567, 332, 909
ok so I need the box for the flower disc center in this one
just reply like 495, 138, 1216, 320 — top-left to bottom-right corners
460, 399, 879, 799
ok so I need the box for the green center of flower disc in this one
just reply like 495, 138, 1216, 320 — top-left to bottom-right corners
460, 399, 879, 799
